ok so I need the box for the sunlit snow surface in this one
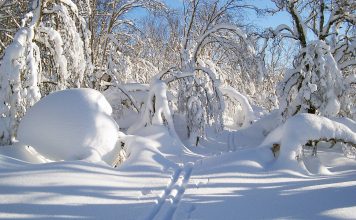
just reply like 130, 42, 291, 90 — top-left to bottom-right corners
1, 113, 356, 219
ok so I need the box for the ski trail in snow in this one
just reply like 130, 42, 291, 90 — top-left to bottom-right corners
145, 162, 194, 220
145, 166, 182, 220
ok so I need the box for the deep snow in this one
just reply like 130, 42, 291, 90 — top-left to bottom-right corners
17, 89, 120, 164
1, 91, 356, 219
1, 122, 356, 219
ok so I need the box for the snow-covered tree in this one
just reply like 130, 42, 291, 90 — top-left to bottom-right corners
154, 0, 259, 145
278, 40, 345, 118
128, 78, 180, 140
0, 0, 92, 145
105, 33, 159, 86
340, 73, 356, 120
0, 0, 42, 145
87, 0, 166, 89
268, 0, 356, 119
0, 0, 29, 57
36, 0, 92, 93
220, 85, 255, 127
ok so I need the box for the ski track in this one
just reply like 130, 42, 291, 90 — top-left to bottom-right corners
145, 162, 194, 220
146, 130, 235, 219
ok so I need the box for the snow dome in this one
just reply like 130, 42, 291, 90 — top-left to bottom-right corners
17, 88, 120, 164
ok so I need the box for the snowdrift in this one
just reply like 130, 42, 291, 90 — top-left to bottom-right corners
261, 113, 356, 173
17, 88, 120, 164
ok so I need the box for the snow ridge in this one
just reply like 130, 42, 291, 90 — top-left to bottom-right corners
145, 162, 194, 220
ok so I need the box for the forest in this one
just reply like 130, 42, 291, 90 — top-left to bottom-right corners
0, 0, 355, 219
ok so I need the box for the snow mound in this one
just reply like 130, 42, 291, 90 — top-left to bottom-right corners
17, 88, 120, 164
261, 113, 356, 173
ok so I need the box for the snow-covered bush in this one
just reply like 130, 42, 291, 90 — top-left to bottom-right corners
103, 83, 148, 130
340, 74, 356, 120
342, 143, 356, 159
17, 88, 121, 165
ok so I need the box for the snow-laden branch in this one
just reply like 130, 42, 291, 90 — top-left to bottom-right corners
0, 0, 43, 145
220, 85, 255, 127
59, 0, 78, 15
36, 26, 68, 88
128, 79, 179, 140
192, 23, 250, 63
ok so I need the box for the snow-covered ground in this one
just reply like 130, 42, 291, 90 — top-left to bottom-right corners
1, 122, 356, 219
175, 147, 356, 219
1, 89, 356, 219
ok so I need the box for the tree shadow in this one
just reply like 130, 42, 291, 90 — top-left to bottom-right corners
176, 169, 356, 219
0, 160, 172, 219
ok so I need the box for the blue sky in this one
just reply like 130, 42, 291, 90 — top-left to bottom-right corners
128, 0, 291, 29
162, 0, 291, 29
245, 0, 291, 28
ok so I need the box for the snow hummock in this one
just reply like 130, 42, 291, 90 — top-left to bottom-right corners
260, 113, 356, 173
17, 88, 120, 164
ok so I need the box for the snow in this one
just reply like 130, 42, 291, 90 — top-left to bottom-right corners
1, 107, 356, 219
174, 148, 356, 220
17, 88, 120, 164
2, 0, 356, 218
128, 79, 179, 141
260, 113, 356, 173
220, 85, 255, 127
0, 124, 186, 219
